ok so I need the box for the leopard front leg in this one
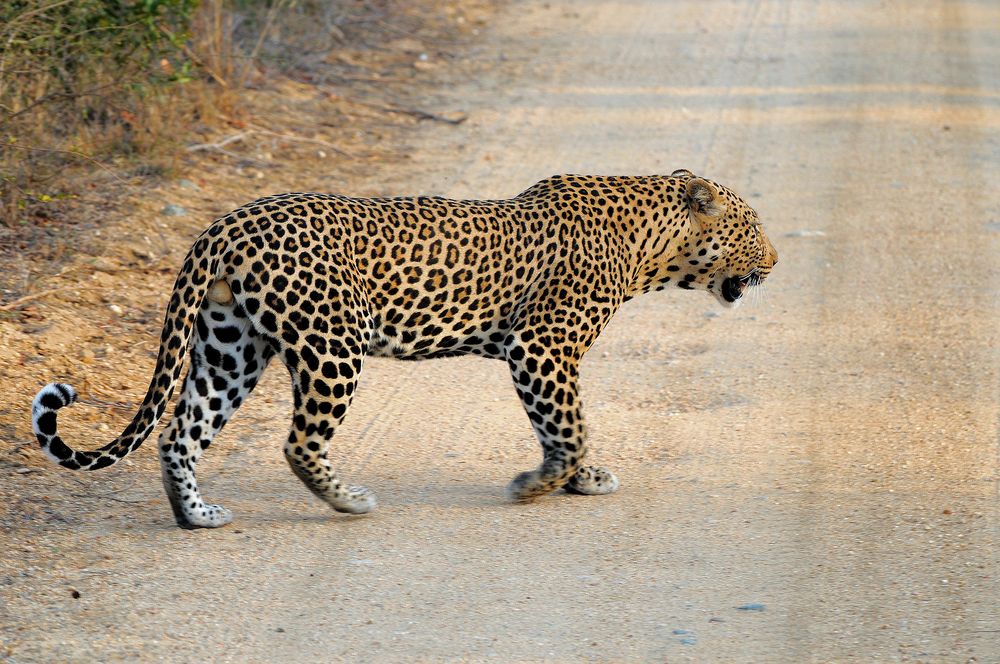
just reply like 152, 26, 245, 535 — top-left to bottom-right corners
500, 336, 602, 500
565, 464, 620, 495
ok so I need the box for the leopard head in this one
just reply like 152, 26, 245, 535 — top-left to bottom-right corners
671, 170, 778, 307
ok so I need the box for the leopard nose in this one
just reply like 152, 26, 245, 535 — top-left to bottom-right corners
766, 238, 778, 265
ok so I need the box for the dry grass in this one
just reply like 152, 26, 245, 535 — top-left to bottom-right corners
0, 2, 298, 228
0, 0, 486, 232
1, 1, 193, 218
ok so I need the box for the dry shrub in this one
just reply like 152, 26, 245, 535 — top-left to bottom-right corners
0, 0, 427, 230
0, 0, 201, 227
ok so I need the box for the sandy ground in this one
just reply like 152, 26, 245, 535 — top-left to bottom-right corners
2, 0, 999, 661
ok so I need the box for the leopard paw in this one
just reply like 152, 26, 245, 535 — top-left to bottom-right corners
565, 465, 620, 495
176, 503, 234, 529
506, 470, 561, 501
330, 485, 378, 514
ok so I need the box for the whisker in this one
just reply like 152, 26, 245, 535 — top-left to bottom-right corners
755, 282, 768, 306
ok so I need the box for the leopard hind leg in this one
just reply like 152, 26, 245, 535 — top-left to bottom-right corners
159, 291, 274, 528
279, 339, 376, 516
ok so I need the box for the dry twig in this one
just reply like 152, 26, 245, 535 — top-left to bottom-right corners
184, 131, 252, 152
186, 126, 354, 160
322, 91, 467, 125
1, 144, 127, 184
238, 0, 290, 88
0, 286, 111, 312
248, 124, 354, 157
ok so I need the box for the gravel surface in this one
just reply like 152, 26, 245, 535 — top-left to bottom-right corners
2, 1, 998, 661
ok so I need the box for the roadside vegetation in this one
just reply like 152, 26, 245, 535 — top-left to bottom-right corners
0, 0, 405, 229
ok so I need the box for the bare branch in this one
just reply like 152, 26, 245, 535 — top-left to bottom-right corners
248, 125, 354, 157
238, 0, 291, 88
1, 143, 126, 184
0, 286, 111, 312
185, 131, 252, 152
186, 126, 354, 159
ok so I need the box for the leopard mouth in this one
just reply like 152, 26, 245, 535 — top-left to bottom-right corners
721, 270, 761, 303
721, 277, 744, 303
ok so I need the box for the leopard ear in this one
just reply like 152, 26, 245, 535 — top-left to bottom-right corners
670, 168, 693, 178
685, 177, 727, 217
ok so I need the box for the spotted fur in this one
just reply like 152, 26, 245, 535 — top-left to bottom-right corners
31, 171, 777, 528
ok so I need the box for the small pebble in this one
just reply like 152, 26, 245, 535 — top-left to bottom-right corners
178, 179, 200, 190
275, 627, 285, 633
108, 304, 124, 316
783, 229, 825, 238
672, 629, 690, 635
736, 603, 766, 611
69, 588, 81, 599
680, 637, 697, 645
15, 468, 34, 475
160, 204, 188, 217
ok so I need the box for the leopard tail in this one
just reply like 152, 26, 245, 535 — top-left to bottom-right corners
30, 232, 224, 471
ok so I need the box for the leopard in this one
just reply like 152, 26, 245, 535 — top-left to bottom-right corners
31, 169, 777, 529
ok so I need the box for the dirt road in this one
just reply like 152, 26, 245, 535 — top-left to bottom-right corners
3, 1, 999, 661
